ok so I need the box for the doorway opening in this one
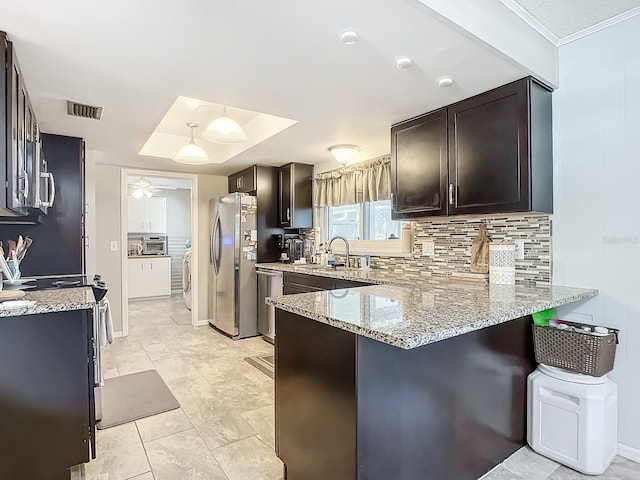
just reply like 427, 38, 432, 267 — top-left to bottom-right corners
120, 169, 199, 335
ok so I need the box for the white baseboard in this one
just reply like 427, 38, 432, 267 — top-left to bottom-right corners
113, 331, 123, 338
197, 320, 210, 327
618, 443, 640, 463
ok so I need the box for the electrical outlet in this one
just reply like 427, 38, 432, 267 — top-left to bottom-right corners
422, 241, 435, 256
514, 240, 525, 260
110, 241, 118, 252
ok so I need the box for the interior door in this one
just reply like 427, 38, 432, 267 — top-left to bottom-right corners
214, 195, 238, 336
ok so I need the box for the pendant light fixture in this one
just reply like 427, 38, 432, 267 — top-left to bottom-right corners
174, 123, 210, 164
328, 144, 360, 166
202, 106, 248, 144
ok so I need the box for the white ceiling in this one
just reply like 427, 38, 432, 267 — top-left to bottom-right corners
2, 0, 546, 175
138, 96, 297, 163
504, 0, 640, 42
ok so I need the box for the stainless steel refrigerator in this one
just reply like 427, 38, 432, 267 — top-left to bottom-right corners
208, 193, 259, 338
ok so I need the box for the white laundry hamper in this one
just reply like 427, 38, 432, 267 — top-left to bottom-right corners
527, 365, 618, 475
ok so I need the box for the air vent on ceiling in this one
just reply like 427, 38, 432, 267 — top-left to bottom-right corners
66, 101, 103, 120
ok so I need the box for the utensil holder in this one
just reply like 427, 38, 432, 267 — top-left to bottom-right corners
0, 256, 21, 284
489, 242, 516, 285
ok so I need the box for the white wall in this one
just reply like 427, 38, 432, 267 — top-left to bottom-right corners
94, 164, 123, 333
553, 15, 640, 451
196, 174, 228, 323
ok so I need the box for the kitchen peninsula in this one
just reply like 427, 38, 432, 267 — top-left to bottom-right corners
264, 269, 597, 480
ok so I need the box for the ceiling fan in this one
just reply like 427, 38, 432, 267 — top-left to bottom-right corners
128, 177, 177, 198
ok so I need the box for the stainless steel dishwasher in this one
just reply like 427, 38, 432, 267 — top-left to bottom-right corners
257, 269, 283, 343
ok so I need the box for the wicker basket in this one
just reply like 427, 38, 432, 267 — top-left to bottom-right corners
532, 321, 618, 377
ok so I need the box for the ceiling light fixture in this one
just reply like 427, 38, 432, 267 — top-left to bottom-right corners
396, 57, 413, 69
129, 177, 159, 198
202, 106, 248, 144
329, 144, 360, 166
340, 30, 359, 45
438, 76, 454, 87
174, 123, 211, 164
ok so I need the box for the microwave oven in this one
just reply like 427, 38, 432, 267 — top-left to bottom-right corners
142, 235, 167, 255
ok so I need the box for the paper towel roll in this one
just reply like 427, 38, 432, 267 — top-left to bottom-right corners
401, 224, 412, 252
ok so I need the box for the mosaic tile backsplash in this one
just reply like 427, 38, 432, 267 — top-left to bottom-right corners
372, 214, 551, 286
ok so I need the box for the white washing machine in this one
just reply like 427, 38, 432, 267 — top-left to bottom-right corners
182, 248, 192, 310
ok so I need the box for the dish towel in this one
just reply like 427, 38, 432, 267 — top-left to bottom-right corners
99, 298, 114, 346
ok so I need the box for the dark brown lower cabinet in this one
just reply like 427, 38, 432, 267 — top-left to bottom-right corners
0, 309, 95, 479
275, 311, 536, 480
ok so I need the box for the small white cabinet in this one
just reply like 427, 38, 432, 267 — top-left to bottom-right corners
128, 257, 171, 298
127, 196, 167, 233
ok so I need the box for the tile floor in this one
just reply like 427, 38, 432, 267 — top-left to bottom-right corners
86, 297, 640, 480
85, 296, 281, 480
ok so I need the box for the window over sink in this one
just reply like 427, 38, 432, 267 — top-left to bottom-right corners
328, 200, 403, 240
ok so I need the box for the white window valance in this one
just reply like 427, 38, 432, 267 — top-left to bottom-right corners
314, 155, 391, 207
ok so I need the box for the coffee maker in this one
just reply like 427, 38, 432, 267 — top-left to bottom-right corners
277, 234, 304, 263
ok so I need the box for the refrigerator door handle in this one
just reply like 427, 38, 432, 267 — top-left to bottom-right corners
212, 213, 222, 275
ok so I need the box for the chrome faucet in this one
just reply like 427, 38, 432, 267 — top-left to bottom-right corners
327, 235, 350, 268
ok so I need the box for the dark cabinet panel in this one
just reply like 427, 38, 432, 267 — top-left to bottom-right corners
276, 310, 535, 480
391, 77, 552, 219
448, 80, 529, 215
1, 33, 28, 216
276, 310, 357, 479
228, 165, 282, 262
228, 166, 256, 193
283, 271, 371, 293
278, 164, 292, 226
1, 32, 48, 220
3, 134, 86, 275
391, 109, 448, 219
0, 309, 94, 478
278, 163, 313, 228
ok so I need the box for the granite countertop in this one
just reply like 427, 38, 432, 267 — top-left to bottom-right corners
256, 262, 416, 286
266, 282, 598, 350
0, 287, 96, 318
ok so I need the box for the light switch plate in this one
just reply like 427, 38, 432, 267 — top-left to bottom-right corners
422, 241, 435, 256
514, 240, 525, 260
110, 241, 118, 252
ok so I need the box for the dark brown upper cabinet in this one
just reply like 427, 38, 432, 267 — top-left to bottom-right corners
391, 77, 552, 219
391, 108, 448, 219
228, 165, 257, 193
1, 31, 49, 221
278, 162, 313, 228
227, 165, 283, 262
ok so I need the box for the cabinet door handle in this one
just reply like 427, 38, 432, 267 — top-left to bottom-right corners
41, 172, 56, 208
148, 222, 152, 230
141, 221, 144, 230
151, 262, 153, 270
286, 207, 290, 221
141, 263, 144, 270
391, 192, 396, 209
20, 169, 29, 202
449, 184, 454, 205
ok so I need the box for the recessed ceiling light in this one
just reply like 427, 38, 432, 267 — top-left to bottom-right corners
340, 30, 359, 45
438, 77, 454, 87
396, 57, 413, 69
